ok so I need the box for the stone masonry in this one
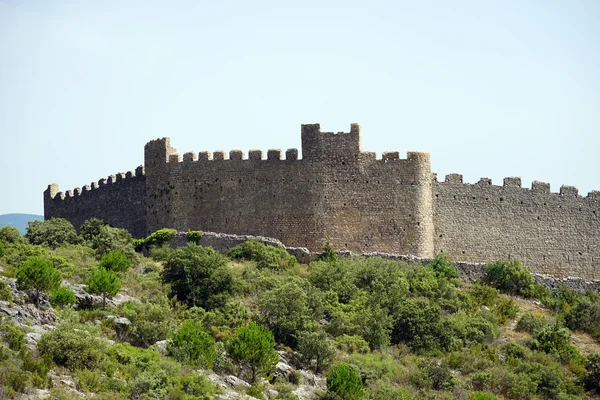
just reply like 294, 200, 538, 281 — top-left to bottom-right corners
44, 123, 600, 280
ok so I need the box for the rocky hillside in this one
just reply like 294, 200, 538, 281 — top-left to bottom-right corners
0, 219, 599, 399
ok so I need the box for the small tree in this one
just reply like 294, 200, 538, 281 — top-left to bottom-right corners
99, 250, 131, 273
162, 243, 233, 310
79, 218, 108, 243
168, 320, 216, 368
227, 322, 278, 383
483, 259, 535, 297
16, 256, 62, 307
0, 226, 22, 244
87, 267, 121, 309
25, 218, 78, 249
296, 330, 336, 373
50, 285, 77, 308
326, 363, 364, 400
315, 240, 338, 263
585, 353, 600, 394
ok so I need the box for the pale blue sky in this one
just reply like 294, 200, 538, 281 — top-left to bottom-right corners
1, 0, 598, 215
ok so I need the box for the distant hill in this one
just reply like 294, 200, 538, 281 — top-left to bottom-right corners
0, 213, 43, 235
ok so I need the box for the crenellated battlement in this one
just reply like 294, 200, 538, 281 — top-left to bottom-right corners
45, 166, 145, 201
44, 122, 600, 280
436, 173, 599, 201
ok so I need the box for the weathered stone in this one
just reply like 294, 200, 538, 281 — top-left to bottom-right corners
44, 123, 600, 280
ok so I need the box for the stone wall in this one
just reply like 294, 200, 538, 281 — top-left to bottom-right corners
143, 124, 435, 257
43, 167, 147, 238
43, 122, 600, 281
166, 230, 600, 294
433, 175, 600, 280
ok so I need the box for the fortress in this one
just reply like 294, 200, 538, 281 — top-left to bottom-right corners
44, 123, 600, 280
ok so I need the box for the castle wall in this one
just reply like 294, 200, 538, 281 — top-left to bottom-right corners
143, 124, 434, 256
43, 167, 147, 238
433, 175, 600, 280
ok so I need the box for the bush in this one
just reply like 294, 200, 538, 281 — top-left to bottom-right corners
187, 230, 204, 244
92, 225, 135, 258
0, 226, 22, 244
326, 363, 364, 400
145, 228, 176, 247
25, 218, 78, 249
162, 243, 233, 310
0, 280, 11, 302
493, 297, 519, 325
295, 331, 336, 373
99, 250, 131, 273
38, 324, 106, 370
50, 285, 76, 308
0, 242, 4, 259
427, 254, 458, 279
258, 280, 313, 346
79, 218, 107, 243
227, 322, 279, 383
314, 241, 338, 263
515, 313, 547, 334
531, 324, 581, 363
16, 256, 62, 306
1, 320, 26, 351
118, 299, 174, 348
227, 240, 297, 271
483, 259, 535, 297
585, 353, 600, 394
87, 267, 121, 308
169, 320, 216, 369
334, 334, 370, 354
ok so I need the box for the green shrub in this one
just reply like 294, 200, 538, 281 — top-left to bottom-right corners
507, 372, 538, 399
585, 353, 600, 394
162, 244, 233, 310
493, 297, 519, 325
367, 380, 412, 400
0, 242, 4, 259
334, 334, 370, 354
227, 240, 296, 271
145, 228, 176, 247
326, 363, 364, 400
1, 320, 26, 351
314, 241, 338, 263
118, 299, 174, 348
87, 267, 121, 309
99, 250, 131, 273
16, 256, 62, 306
0, 280, 11, 302
50, 285, 76, 308
347, 352, 403, 386
296, 330, 336, 373
0, 226, 22, 244
187, 230, 204, 244
469, 284, 500, 307
416, 359, 458, 391
173, 373, 220, 398
258, 280, 313, 347
531, 324, 581, 363
427, 254, 458, 279
483, 259, 535, 297
470, 392, 497, 400
76, 368, 103, 392
169, 320, 216, 369
79, 218, 107, 243
515, 313, 547, 334
92, 225, 135, 258
25, 218, 78, 249
227, 322, 278, 383
38, 324, 106, 370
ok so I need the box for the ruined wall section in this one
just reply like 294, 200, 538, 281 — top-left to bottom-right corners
43, 167, 147, 238
433, 175, 600, 279
145, 124, 435, 255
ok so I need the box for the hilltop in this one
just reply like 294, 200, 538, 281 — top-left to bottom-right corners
0, 213, 42, 235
